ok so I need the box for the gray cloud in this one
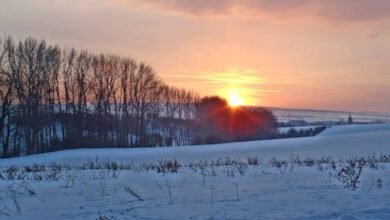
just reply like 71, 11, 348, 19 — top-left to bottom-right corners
128, 0, 390, 22
129, 0, 234, 15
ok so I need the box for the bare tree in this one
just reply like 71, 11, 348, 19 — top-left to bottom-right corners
118, 58, 137, 147
91, 54, 121, 145
0, 38, 14, 157
62, 49, 93, 147
129, 63, 162, 146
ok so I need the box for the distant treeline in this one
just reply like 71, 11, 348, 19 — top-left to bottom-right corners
0, 37, 277, 158
278, 126, 327, 139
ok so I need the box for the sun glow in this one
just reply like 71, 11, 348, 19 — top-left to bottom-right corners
227, 91, 244, 107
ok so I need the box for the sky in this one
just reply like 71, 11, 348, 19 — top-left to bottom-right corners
1, 0, 390, 112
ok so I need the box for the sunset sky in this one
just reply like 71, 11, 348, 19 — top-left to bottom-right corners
1, 0, 390, 112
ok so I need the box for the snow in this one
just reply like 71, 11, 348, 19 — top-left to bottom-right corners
1, 124, 389, 167
318, 124, 390, 137
0, 124, 390, 219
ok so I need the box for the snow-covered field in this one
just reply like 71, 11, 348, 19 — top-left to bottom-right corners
1, 124, 390, 219
273, 108, 390, 123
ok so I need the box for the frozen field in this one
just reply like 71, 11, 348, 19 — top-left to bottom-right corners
0, 124, 390, 219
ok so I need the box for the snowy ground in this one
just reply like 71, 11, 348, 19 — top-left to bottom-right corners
1, 124, 390, 219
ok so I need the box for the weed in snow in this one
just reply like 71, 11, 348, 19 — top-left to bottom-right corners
335, 158, 365, 190
234, 183, 239, 201
157, 179, 174, 205
124, 185, 144, 201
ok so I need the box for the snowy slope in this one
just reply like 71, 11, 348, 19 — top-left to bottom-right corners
1, 124, 389, 167
318, 124, 390, 136
0, 124, 390, 220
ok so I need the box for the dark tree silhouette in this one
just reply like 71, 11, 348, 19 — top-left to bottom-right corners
195, 96, 277, 144
0, 36, 277, 157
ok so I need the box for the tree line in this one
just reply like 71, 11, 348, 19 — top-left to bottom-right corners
0, 37, 277, 158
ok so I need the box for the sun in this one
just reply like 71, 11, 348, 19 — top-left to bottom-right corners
227, 91, 244, 107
